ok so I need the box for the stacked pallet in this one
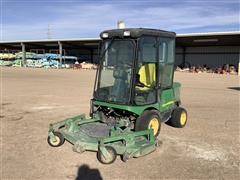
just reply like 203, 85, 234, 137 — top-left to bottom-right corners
0, 52, 78, 68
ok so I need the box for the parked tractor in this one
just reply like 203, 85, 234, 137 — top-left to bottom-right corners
47, 28, 187, 164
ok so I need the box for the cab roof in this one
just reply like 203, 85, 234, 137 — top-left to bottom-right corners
100, 28, 176, 39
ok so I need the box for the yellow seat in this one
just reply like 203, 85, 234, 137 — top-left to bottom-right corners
137, 63, 156, 91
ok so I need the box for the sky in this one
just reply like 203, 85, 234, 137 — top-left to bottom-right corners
0, 0, 239, 40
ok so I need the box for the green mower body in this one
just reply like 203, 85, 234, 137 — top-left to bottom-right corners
48, 28, 187, 164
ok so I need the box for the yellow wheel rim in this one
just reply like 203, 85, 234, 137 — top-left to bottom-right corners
180, 111, 187, 125
50, 136, 60, 146
148, 118, 159, 136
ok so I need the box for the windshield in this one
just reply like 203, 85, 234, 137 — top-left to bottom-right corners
94, 39, 135, 104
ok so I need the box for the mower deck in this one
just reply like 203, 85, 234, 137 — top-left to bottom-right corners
48, 114, 156, 164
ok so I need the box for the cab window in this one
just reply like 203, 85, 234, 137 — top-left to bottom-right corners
158, 37, 175, 88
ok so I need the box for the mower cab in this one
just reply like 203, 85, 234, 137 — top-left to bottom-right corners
47, 28, 187, 164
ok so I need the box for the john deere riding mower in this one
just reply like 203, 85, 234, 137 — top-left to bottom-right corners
47, 28, 187, 164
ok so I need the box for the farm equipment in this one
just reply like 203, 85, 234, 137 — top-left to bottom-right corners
47, 28, 187, 164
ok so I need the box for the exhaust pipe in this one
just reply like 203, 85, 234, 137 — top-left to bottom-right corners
117, 20, 125, 29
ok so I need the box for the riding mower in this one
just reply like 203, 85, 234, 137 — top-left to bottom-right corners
47, 28, 187, 164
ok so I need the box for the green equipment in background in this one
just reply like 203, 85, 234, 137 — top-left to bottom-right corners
47, 28, 188, 164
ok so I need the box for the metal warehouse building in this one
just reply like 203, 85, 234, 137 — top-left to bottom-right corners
0, 31, 239, 68
176, 32, 240, 68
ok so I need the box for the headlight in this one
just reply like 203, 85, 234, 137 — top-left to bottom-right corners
102, 33, 109, 38
123, 31, 130, 36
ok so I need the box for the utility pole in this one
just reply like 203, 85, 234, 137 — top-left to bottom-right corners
21, 42, 26, 67
47, 24, 51, 39
58, 41, 62, 68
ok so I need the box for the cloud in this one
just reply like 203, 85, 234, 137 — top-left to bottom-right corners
1, 1, 239, 40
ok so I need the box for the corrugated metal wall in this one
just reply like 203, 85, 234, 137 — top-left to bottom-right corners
176, 47, 184, 65
63, 45, 240, 67
176, 46, 240, 68
65, 49, 99, 63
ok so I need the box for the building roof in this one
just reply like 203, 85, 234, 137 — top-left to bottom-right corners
0, 37, 100, 44
0, 31, 239, 48
177, 31, 240, 37
176, 31, 240, 46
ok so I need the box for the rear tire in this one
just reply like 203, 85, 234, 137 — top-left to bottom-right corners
135, 110, 161, 138
166, 107, 187, 128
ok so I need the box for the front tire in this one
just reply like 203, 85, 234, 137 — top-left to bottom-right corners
135, 110, 161, 137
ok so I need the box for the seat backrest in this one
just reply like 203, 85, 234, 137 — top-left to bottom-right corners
137, 63, 156, 91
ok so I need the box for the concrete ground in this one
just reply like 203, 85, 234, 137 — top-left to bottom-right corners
1, 67, 239, 179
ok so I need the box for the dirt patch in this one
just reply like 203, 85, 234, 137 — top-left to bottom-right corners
1, 67, 239, 179
1, 102, 12, 106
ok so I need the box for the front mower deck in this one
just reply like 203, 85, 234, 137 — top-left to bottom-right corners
48, 114, 157, 164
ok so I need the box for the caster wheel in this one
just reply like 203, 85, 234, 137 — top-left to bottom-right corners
47, 132, 65, 147
97, 146, 117, 164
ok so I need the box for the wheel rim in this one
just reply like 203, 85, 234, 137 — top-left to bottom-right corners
148, 117, 159, 136
102, 153, 113, 163
100, 148, 115, 164
50, 135, 60, 146
180, 111, 187, 125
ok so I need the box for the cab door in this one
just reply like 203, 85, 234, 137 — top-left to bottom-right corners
158, 37, 175, 111
134, 36, 158, 105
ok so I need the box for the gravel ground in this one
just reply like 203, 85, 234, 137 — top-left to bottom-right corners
1, 67, 239, 179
